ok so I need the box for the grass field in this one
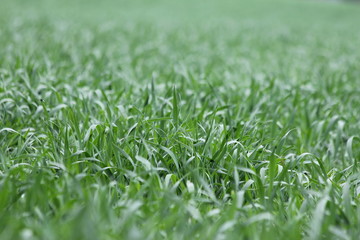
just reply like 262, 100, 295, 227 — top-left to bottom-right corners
1, 0, 360, 239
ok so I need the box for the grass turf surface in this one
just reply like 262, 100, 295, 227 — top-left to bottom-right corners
1, 0, 360, 239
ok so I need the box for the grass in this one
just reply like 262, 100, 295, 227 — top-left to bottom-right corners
1, 0, 360, 239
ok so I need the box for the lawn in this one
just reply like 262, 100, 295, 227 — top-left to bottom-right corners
1, 0, 360, 239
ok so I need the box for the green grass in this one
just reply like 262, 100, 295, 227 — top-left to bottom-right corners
1, 0, 360, 239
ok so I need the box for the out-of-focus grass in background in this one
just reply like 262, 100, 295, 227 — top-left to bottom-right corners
2, 0, 360, 25
1, 0, 360, 240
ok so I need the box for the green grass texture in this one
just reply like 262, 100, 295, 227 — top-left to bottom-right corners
1, 0, 360, 239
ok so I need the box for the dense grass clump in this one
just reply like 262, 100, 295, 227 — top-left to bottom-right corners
1, 0, 360, 239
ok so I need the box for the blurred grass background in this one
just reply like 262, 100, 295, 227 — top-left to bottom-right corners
2, 0, 360, 26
